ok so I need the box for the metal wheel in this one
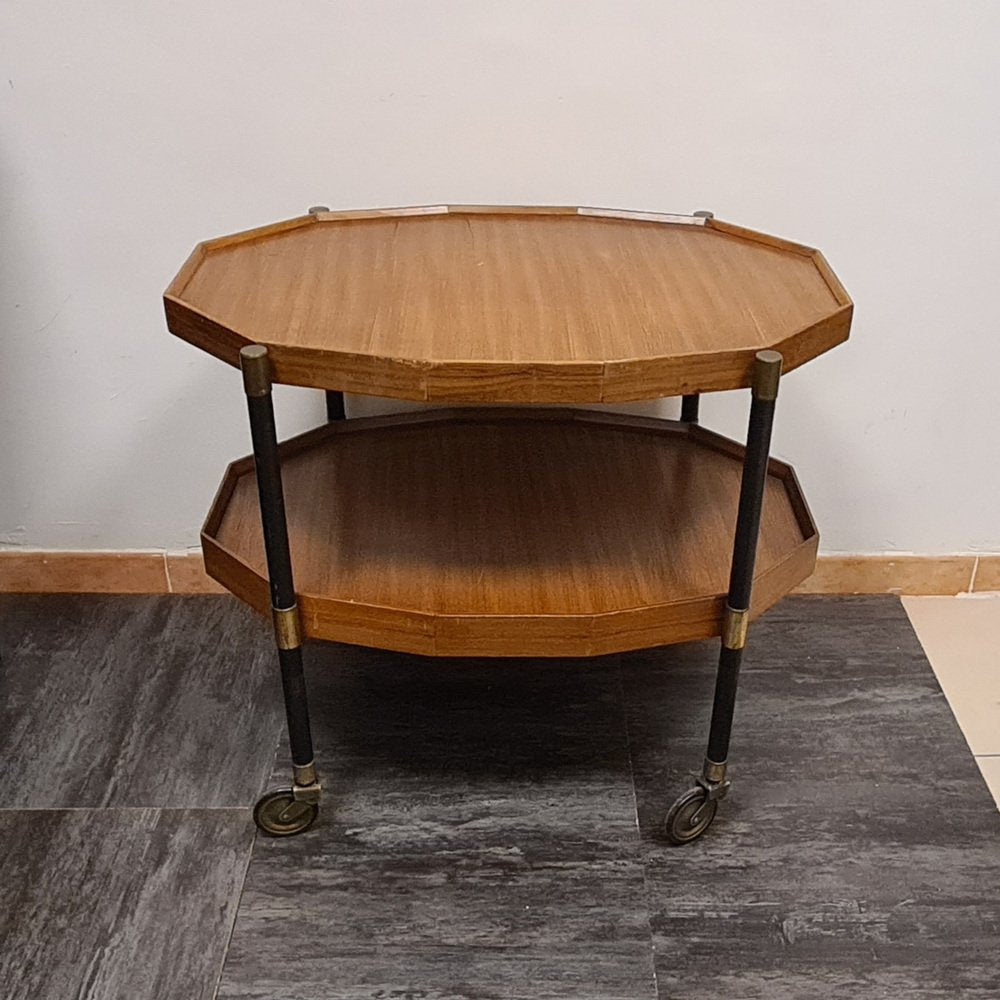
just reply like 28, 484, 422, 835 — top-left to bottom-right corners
663, 786, 717, 845
253, 789, 319, 837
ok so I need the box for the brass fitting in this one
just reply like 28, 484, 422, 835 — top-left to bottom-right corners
293, 761, 317, 787
272, 605, 302, 650
752, 350, 782, 401
240, 345, 272, 397
722, 605, 749, 650
292, 762, 321, 803
702, 758, 728, 784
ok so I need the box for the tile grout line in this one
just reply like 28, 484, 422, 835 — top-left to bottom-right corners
207, 677, 294, 998
969, 555, 980, 593
163, 551, 174, 594
211, 825, 258, 1000
616, 659, 660, 1000
197, 609, 286, 1000
0, 806, 253, 813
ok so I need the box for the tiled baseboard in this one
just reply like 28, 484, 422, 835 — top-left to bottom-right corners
1, 549, 997, 596
0, 551, 224, 595
793, 554, 997, 596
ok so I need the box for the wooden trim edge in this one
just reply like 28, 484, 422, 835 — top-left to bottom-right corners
1, 551, 996, 597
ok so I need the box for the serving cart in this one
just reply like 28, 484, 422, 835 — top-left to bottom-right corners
164, 205, 851, 844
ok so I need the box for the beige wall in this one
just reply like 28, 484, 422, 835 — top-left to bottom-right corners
2, 2, 998, 556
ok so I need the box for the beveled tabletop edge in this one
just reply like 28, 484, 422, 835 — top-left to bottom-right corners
164, 207, 853, 401
164, 293, 852, 402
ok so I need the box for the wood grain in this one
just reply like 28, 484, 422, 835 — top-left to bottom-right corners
203, 409, 817, 656
165, 206, 851, 401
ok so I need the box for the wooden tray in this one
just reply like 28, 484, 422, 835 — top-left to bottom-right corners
166, 206, 851, 403
201, 409, 818, 657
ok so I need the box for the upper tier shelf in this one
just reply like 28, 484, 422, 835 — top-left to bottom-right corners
165, 205, 852, 403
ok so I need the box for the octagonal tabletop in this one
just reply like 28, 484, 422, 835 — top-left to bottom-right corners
165, 206, 852, 402
202, 409, 818, 657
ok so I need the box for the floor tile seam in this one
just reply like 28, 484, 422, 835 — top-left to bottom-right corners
220, 680, 297, 1000
616, 659, 660, 1000
163, 550, 174, 593
969, 555, 980, 592
0, 806, 252, 813
212, 827, 258, 1000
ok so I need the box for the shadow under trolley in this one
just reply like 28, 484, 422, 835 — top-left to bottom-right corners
164, 204, 852, 844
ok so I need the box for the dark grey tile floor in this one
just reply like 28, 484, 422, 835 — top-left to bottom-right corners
0, 595, 282, 808
1, 595, 998, 999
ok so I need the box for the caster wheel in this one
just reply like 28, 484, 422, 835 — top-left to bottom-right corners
253, 789, 319, 837
663, 786, 717, 845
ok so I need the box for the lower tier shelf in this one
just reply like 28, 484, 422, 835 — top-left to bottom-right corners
202, 408, 818, 657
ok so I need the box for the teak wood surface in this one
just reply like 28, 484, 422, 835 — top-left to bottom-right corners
166, 206, 852, 402
202, 410, 818, 657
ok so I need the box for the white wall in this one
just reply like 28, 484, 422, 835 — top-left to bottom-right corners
2, 2, 998, 554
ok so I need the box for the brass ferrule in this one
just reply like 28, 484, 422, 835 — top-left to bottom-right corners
272, 605, 302, 650
752, 350, 782, 401
240, 345, 272, 398
702, 758, 728, 784
293, 761, 317, 787
722, 605, 749, 650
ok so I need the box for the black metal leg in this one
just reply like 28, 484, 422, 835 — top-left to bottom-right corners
325, 390, 345, 421
314, 190, 344, 419
664, 350, 782, 845
240, 345, 321, 837
680, 394, 700, 424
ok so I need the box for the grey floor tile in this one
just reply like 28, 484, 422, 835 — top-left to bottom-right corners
0, 807, 253, 1000
6, 593, 998, 999
0, 595, 283, 808
220, 645, 657, 1000
222, 847, 652, 1000
622, 596, 1000, 999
